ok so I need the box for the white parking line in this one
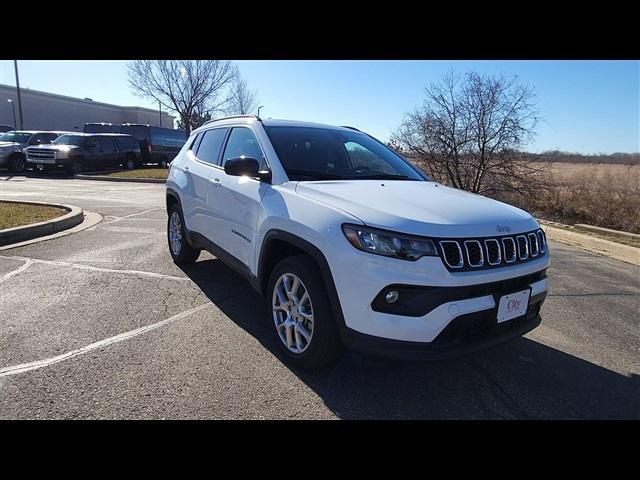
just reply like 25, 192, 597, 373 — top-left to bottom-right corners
0, 259, 33, 283
101, 208, 163, 226
0, 254, 190, 282
0, 303, 211, 377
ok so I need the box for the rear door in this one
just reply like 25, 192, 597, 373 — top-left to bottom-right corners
215, 127, 269, 271
97, 136, 118, 167
180, 127, 229, 238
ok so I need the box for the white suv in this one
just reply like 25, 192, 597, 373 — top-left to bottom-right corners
166, 116, 549, 368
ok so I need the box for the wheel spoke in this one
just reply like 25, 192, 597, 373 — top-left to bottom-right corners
295, 323, 311, 341
284, 321, 294, 348
290, 277, 300, 302
299, 291, 309, 308
275, 284, 288, 305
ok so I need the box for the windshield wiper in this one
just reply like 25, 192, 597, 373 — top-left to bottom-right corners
286, 169, 346, 180
349, 174, 412, 180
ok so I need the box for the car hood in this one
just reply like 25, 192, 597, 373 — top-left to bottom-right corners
295, 180, 538, 237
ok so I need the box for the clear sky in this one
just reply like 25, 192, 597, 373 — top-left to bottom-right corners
1, 60, 638, 154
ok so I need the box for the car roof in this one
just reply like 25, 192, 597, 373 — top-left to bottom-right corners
195, 116, 361, 134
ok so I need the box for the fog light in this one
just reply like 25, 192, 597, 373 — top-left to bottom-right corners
385, 290, 399, 303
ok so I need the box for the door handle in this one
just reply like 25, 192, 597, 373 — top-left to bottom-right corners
210, 178, 221, 187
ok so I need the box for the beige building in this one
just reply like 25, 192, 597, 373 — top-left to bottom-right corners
0, 84, 175, 131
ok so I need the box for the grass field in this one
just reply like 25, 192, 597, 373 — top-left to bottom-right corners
102, 168, 168, 180
0, 202, 68, 230
504, 162, 640, 234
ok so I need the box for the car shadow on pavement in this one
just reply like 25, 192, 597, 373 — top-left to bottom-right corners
180, 258, 639, 420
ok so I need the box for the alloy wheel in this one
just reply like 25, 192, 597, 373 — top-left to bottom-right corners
272, 273, 314, 353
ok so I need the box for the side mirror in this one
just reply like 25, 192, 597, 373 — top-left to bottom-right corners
224, 156, 260, 177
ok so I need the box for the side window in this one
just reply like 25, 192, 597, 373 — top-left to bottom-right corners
28, 133, 43, 145
222, 128, 265, 168
195, 128, 228, 165
98, 137, 116, 150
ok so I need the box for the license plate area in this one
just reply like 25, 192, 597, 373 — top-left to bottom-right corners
497, 288, 531, 323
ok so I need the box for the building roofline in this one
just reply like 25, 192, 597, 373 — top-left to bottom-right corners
0, 83, 174, 117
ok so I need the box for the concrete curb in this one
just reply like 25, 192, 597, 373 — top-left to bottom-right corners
574, 223, 640, 240
541, 223, 640, 267
74, 173, 166, 184
0, 200, 84, 247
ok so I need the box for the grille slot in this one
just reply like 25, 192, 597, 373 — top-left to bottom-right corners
516, 235, 529, 260
528, 233, 539, 257
537, 230, 546, 254
464, 240, 484, 267
502, 237, 517, 263
484, 239, 501, 265
440, 241, 463, 268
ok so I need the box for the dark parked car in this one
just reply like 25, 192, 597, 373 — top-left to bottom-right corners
25, 133, 141, 174
119, 124, 186, 167
0, 124, 15, 133
0, 130, 69, 172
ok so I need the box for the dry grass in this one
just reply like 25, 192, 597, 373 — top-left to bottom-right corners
103, 168, 168, 180
497, 163, 640, 234
0, 202, 67, 230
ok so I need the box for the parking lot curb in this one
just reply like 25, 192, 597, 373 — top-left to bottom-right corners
540, 221, 640, 266
0, 201, 85, 247
74, 173, 165, 184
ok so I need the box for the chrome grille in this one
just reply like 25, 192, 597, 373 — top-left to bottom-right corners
26, 148, 56, 160
438, 229, 546, 271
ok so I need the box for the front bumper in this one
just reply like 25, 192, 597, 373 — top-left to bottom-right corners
328, 235, 550, 346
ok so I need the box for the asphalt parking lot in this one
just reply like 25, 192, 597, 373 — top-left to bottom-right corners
0, 174, 638, 419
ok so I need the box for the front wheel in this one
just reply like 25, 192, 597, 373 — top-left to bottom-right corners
8, 154, 27, 173
69, 158, 84, 175
267, 255, 344, 369
167, 204, 200, 265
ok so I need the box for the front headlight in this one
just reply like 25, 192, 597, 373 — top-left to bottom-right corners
342, 224, 438, 260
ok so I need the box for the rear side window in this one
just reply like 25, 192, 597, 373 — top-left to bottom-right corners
222, 128, 265, 168
121, 125, 149, 141
195, 128, 228, 165
115, 136, 136, 149
98, 137, 116, 150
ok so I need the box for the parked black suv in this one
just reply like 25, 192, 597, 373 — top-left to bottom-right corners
25, 133, 141, 174
119, 124, 186, 167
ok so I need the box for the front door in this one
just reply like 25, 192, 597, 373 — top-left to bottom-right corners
216, 127, 269, 272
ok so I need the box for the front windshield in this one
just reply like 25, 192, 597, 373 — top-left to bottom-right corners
264, 126, 429, 181
0, 132, 32, 143
53, 135, 86, 146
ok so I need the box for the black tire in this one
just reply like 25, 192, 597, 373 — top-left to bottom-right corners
266, 255, 344, 369
125, 155, 136, 170
69, 158, 84, 175
167, 204, 200, 265
8, 153, 26, 173
160, 158, 168, 168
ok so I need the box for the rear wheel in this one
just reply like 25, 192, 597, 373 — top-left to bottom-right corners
159, 157, 168, 168
167, 204, 200, 265
126, 156, 136, 170
267, 255, 344, 369
8, 153, 26, 173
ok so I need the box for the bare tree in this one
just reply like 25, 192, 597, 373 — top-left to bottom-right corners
393, 72, 548, 195
225, 78, 260, 116
128, 60, 238, 135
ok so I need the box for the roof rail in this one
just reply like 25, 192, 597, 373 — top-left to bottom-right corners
202, 114, 261, 127
340, 125, 360, 132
